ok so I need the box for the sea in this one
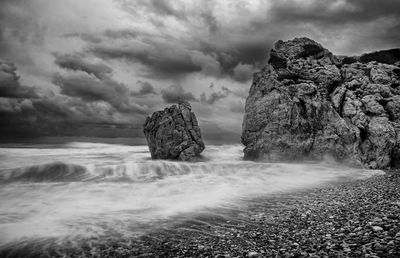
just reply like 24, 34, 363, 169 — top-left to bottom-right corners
0, 139, 384, 253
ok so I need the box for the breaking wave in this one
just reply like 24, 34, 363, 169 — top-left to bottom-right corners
0, 143, 384, 246
1, 162, 87, 183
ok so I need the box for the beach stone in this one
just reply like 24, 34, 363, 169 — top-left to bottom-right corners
247, 251, 259, 257
143, 100, 205, 161
242, 37, 400, 168
372, 226, 383, 232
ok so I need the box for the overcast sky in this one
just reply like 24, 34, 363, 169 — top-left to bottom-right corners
0, 0, 399, 143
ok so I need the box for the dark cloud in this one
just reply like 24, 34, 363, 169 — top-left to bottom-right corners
53, 73, 145, 114
0, 61, 39, 99
0, 61, 146, 139
117, 0, 186, 21
111, 0, 400, 79
200, 11, 219, 35
131, 81, 156, 96
271, 0, 400, 25
54, 53, 112, 79
190, 51, 221, 77
104, 29, 139, 39
90, 43, 202, 77
249, 0, 400, 54
161, 84, 197, 104
192, 38, 270, 81
0, 96, 144, 139
200, 85, 231, 105
54, 55, 147, 114
89, 33, 267, 80
63, 33, 102, 44
147, 0, 184, 19
232, 63, 254, 82
99, 1, 269, 80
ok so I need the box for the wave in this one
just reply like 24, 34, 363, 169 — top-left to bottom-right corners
0, 158, 383, 185
0, 160, 219, 183
0, 143, 386, 248
0, 160, 262, 183
1, 162, 89, 183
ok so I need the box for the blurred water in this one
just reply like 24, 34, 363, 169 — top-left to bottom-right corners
0, 143, 383, 247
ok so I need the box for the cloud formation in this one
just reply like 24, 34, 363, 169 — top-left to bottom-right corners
0, 0, 399, 142
200, 84, 232, 105
161, 84, 197, 104
131, 81, 157, 96
54, 54, 112, 79
53, 54, 146, 114
90, 43, 203, 78
233, 63, 254, 83
0, 61, 39, 99
0, 60, 146, 139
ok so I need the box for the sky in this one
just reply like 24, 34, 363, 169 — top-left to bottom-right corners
0, 0, 399, 143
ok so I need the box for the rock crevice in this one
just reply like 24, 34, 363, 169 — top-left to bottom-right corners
242, 37, 400, 168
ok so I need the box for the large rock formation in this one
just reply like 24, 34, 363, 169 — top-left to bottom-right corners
242, 37, 400, 169
143, 100, 205, 161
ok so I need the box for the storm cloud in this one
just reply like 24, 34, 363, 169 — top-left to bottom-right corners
131, 81, 157, 96
0, 61, 39, 99
90, 43, 203, 78
161, 84, 197, 104
53, 54, 146, 114
54, 54, 112, 79
200, 85, 232, 105
0, 60, 146, 139
0, 0, 399, 142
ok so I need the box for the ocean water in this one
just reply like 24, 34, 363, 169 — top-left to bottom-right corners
0, 142, 383, 250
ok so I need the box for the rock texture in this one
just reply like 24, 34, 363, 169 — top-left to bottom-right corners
242, 37, 400, 168
143, 100, 205, 161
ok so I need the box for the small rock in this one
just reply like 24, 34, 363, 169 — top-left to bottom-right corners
344, 247, 351, 252
373, 217, 383, 223
372, 226, 383, 232
247, 251, 258, 257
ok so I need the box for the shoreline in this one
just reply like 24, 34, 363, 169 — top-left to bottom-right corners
1, 171, 399, 257
126, 171, 400, 258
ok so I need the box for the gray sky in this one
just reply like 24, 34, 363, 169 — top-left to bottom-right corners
0, 0, 399, 143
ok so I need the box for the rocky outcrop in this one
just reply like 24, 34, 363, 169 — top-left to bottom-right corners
143, 100, 205, 161
242, 37, 400, 168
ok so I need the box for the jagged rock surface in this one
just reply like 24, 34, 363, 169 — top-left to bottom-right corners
143, 100, 205, 161
242, 37, 400, 168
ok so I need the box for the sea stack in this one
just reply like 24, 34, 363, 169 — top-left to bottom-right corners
143, 99, 205, 161
241, 37, 400, 169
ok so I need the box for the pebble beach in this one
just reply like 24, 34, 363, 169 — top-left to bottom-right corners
125, 171, 400, 257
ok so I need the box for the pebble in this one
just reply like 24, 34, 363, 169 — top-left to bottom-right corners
372, 226, 383, 232
247, 251, 258, 257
